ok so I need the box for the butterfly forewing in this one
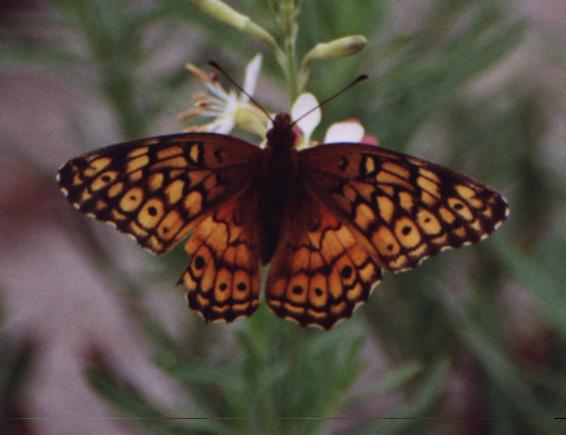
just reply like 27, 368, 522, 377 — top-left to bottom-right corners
299, 143, 509, 272
57, 133, 261, 255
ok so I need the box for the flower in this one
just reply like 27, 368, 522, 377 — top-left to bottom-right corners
178, 54, 268, 137
290, 93, 379, 149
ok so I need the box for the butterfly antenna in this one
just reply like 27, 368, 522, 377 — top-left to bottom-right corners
208, 61, 274, 123
291, 74, 368, 126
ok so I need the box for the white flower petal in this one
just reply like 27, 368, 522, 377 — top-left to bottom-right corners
241, 54, 262, 102
324, 120, 365, 143
210, 115, 234, 134
291, 93, 321, 144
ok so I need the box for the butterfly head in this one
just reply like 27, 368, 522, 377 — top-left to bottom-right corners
266, 113, 296, 149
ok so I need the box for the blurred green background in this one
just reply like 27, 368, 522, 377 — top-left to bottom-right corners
0, 0, 565, 434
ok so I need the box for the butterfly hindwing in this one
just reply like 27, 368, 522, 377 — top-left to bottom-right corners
181, 193, 261, 322
57, 133, 261, 254
300, 143, 509, 272
265, 189, 382, 329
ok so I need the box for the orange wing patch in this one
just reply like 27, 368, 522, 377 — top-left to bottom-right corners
300, 144, 509, 272
181, 196, 261, 323
266, 196, 382, 329
57, 133, 261, 254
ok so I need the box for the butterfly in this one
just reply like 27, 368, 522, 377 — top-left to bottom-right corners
57, 112, 509, 329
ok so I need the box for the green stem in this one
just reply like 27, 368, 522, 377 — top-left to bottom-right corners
281, 0, 299, 102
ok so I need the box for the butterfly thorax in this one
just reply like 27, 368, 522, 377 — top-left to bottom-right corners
265, 113, 296, 149
257, 113, 301, 263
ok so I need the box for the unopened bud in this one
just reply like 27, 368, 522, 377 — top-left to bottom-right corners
190, 0, 277, 49
304, 35, 367, 62
299, 35, 367, 90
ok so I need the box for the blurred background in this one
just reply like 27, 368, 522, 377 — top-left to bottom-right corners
0, 0, 565, 434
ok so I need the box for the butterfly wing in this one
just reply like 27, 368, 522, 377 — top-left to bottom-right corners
265, 188, 382, 329
180, 191, 261, 323
299, 143, 509, 272
57, 132, 262, 254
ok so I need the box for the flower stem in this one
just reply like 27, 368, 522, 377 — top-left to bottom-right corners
281, 0, 299, 102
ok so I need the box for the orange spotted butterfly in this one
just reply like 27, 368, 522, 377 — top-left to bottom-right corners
57, 99, 508, 330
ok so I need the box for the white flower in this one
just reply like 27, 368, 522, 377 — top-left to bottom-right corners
178, 54, 268, 136
290, 93, 378, 149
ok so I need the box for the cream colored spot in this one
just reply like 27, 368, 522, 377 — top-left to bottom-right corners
214, 268, 232, 302
388, 255, 408, 270
129, 169, 143, 182
189, 144, 200, 164
120, 187, 144, 212
184, 191, 203, 216
377, 195, 394, 223
377, 171, 414, 191
157, 146, 183, 160
439, 207, 456, 224
382, 162, 410, 179
373, 225, 400, 256
307, 309, 327, 320
330, 301, 347, 315
129, 221, 149, 238
395, 217, 421, 248
84, 157, 111, 177
421, 190, 438, 206
165, 179, 185, 205
287, 274, 309, 304
138, 198, 165, 228
183, 272, 197, 291
419, 167, 440, 182
152, 156, 188, 169
359, 262, 376, 282
455, 184, 476, 200
72, 173, 83, 187
127, 147, 148, 159
284, 303, 305, 315
148, 235, 164, 252
111, 209, 126, 221
417, 176, 439, 196
399, 191, 414, 211
80, 190, 92, 203
233, 270, 250, 300
148, 173, 164, 191
355, 203, 376, 230
91, 171, 118, 191
470, 219, 482, 232
127, 155, 149, 173
157, 210, 183, 240
409, 244, 428, 259
431, 234, 448, 245
364, 157, 376, 175
416, 209, 442, 235
345, 283, 361, 301
308, 274, 327, 308
107, 182, 124, 198
448, 197, 473, 221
